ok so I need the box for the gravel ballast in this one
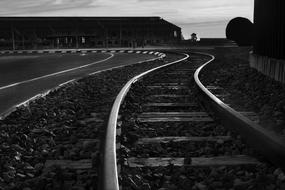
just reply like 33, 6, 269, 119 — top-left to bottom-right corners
0, 53, 183, 190
118, 57, 285, 190
199, 47, 285, 137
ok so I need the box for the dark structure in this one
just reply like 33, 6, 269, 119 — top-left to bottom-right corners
250, 0, 285, 83
226, 17, 253, 46
253, 0, 284, 60
0, 17, 182, 50
190, 33, 197, 42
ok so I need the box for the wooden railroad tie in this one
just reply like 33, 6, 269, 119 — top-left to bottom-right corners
126, 155, 260, 167
138, 112, 214, 122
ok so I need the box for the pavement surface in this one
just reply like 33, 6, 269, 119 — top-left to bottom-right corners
0, 52, 156, 116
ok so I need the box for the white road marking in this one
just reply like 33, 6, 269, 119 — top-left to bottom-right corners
16, 93, 41, 107
59, 79, 76, 87
88, 56, 160, 76
0, 53, 161, 120
0, 53, 114, 91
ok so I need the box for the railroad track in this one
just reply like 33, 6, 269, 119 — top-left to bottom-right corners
0, 52, 177, 190
102, 52, 284, 189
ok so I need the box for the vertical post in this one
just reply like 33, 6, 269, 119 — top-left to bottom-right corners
22, 36, 25, 50
75, 19, 79, 49
119, 21, 122, 47
76, 35, 79, 49
33, 26, 37, 49
11, 23, 15, 51
105, 29, 108, 49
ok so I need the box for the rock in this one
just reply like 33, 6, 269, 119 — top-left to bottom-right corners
273, 168, 283, 176
211, 181, 223, 188
280, 182, 285, 190
236, 171, 244, 176
180, 175, 187, 180
233, 178, 251, 190
217, 139, 224, 144
276, 120, 285, 126
70, 135, 78, 144
195, 182, 207, 190
209, 169, 219, 178
82, 140, 98, 151
3, 171, 15, 182
35, 163, 44, 172
141, 183, 151, 190
127, 177, 139, 189
278, 172, 285, 181
154, 173, 163, 178
16, 173, 26, 178
164, 175, 171, 180
71, 185, 85, 190
23, 188, 32, 190
265, 184, 276, 190
282, 129, 285, 136
26, 173, 34, 178
274, 111, 283, 117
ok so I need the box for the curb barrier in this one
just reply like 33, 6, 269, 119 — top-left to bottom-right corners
0, 49, 166, 58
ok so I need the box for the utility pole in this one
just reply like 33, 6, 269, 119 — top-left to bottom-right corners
22, 36, 25, 50
75, 20, 79, 49
106, 29, 108, 49
11, 23, 15, 50
120, 21, 122, 47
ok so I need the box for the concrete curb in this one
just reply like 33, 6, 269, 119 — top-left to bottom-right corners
0, 49, 166, 58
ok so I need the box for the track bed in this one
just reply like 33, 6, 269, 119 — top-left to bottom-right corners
117, 54, 283, 190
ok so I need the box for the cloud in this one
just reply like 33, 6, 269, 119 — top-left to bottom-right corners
53, 0, 63, 5
0, 0, 254, 37
0, 0, 97, 15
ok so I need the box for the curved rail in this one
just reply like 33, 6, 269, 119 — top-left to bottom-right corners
194, 52, 285, 170
102, 53, 189, 190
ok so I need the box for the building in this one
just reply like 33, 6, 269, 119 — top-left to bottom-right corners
250, 0, 285, 83
0, 17, 182, 50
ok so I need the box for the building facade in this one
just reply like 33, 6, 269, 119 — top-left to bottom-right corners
0, 17, 182, 50
250, 0, 285, 83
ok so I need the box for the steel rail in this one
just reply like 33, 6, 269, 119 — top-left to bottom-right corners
194, 52, 285, 170
101, 53, 189, 190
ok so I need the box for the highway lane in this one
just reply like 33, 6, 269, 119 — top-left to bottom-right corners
0, 53, 156, 116
0, 53, 111, 87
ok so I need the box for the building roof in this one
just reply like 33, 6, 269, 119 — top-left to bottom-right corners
0, 16, 181, 30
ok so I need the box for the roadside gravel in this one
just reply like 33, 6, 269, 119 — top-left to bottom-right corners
0, 53, 182, 190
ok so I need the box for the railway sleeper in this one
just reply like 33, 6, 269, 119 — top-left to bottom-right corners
151, 82, 188, 86
146, 85, 189, 90
142, 103, 198, 108
125, 155, 261, 167
136, 136, 232, 144
137, 117, 214, 122
114, 53, 285, 190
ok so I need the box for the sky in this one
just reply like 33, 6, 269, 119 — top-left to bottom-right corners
0, 0, 254, 39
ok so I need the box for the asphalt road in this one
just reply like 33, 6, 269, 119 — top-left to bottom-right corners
0, 52, 156, 116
